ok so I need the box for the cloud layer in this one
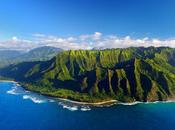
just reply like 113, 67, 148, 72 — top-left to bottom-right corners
1, 32, 175, 51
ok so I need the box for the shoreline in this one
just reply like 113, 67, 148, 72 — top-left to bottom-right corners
0, 80, 117, 106
57, 98, 117, 105
1, 80, 175, 106
0, 80, 17, 83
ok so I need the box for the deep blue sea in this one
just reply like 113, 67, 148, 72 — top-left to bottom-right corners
1, 81, 175, 130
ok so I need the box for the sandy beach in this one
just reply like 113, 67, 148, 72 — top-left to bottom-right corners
57, 98, 117, 105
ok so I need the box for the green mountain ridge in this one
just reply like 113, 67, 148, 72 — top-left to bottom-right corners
0, 46, 63, 68
1, 47, 175, 102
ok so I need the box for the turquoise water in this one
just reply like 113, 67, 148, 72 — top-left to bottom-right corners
0, 81, 175, 130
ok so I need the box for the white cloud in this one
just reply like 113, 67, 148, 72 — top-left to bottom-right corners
12, 36, 17, 41
79, 32, 102, 41
93, 32, 102, 40
0, 37, 37, 51
1, 32, 175, 51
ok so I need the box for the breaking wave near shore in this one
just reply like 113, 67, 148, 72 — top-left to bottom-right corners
5, 81, 175, 111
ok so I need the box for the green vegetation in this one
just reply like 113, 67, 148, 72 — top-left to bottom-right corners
1, 47, 175, 102
22, 83, 114, 103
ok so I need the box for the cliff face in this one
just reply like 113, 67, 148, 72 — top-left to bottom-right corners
1, 47, 175, 102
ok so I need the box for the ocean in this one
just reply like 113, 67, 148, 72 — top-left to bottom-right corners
0, 81, 175, 130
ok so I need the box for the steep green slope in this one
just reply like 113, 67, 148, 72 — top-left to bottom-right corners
1, 47, 175, 102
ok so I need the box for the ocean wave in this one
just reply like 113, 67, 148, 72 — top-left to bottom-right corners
58, 102, 91, 111
6, 83, 55, 104
58, 102, 78, 111
7, 89, 18, 95
117, 100, 175, 106
118, 101, 141, 106
80, 106, 91, 111
25, 90, 30, 93
48, 99, 55, 102
63, 105, 78, 111
144, 100, 175, 104
23, 95, 46, 104
164, 100, 175, 103
6, 86, 19, 95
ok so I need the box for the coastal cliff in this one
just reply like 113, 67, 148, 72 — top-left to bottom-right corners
1, 47, 175, 102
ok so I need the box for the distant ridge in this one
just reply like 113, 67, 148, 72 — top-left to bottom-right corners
0, 46, 63, 68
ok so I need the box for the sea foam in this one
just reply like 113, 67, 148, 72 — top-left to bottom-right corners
58, 102, 79, 111
23, 95, 46, 104
63, 105, 78, 111
58, 102, 91, 111
80, 106, 91, 111
7, 86, 19, 95
118, 101, 141, 106
48, 99, 55, 102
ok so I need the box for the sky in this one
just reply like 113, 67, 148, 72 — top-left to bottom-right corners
0, 0, 175, 51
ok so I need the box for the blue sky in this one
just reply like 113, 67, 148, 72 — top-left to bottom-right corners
0, 0, 175, 38
0, 0, 175, 50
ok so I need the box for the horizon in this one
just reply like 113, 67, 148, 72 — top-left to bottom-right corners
0, 0, 175, 50
0, 44, 174, 52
